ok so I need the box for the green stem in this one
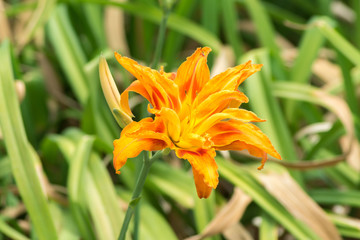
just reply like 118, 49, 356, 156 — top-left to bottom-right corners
151, 6, 170, 69
118, 151, 162, 240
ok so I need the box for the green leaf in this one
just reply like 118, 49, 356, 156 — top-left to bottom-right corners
0, 217, 29, 240
309, 189, 360, 207
74, 0, 222, 53
316, 18, 360, 67
221, 0, 244, 58
0, 40, 58, 240
217, 158, 319, 239
286, 16, 327, 123
242, 49, 302, 183
328, 214, 360, 239
67, 135, 96, 240
242, 0, 286, 79
259, 212, 278, 240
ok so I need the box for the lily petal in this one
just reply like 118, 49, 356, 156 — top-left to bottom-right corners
120, 80, 151, 117
157, 107, 181, 142
115, 52, 180, 111
196, 61, 262, 103
176, 148, 219, 192
192, 167, 213, 199
209, 121, 281, 160
175, 47, 211, 102
113, 118, 170, 174
195, 108, 265, 135
195, 90, 249, 122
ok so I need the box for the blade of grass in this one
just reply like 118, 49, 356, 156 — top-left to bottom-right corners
73, 0, 222, 53
309, 189, 360, 207
189, 188, 251, 240
47, 5, 118, 147
286, 16, 327, 123
67, 135, 96, 240
200, 0, 219, 68
242, 49, 302, 183
88, 154, 123, 237
0, 157, 11, 179
271, 81, 359, 185
264, 2, 306, 24
85, 165, 118, 240
46, 128, 124, 239
217, 158, 319, 239
15, 0, 56, 50
337, 51, 360, 116
0, 217, 29, 240
47, 5, 88, 104
316, 18, 360, 67
83, 3, 107, 48
163, 0, 198, 69
48, 203, 81, 240
328, 214, 360, 239
317, 0, 332, 16
221, 0, 244, 59
258, 169, 340, 239
259, 212, 278, 240
146, 161, 195, 208
242, 0, 287, 80
351, 0, 360, 47
0, 40, 58, 240
194, 191, 220, 240
139, 204, 178, 240
327, 162, 359, 189
5, 1, 37, 17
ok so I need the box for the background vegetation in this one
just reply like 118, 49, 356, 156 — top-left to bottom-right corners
1, 0, 360, 239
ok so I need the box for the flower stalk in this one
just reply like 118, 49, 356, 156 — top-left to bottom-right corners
118, 151, 162, 240
151, 4, 171, 69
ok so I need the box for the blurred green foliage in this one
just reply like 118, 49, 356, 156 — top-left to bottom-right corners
0, 0, 360, 239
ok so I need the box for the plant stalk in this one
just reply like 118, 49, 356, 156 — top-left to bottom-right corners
151, 6, 170, 69
118, 151, 162, 240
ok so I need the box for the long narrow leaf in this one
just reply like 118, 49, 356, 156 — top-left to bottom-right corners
0, 40, 58, 240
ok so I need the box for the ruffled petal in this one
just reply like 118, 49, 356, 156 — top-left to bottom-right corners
192, 167, 213, 199
175, 47, 211, 102
176, 148, 219, 193
195, 90, 249, 122
120, 80, 150, 117
194, 108, 264, 135
196, 61, 262, 103
157, 107, 181, 142
175, 133, 212, 150
115, 52, 180, 112
113, 118, 171, 174
209, 120, 281, 160
222, 108, 265, 122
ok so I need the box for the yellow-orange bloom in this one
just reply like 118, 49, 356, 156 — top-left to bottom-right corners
113, 47, 281, 198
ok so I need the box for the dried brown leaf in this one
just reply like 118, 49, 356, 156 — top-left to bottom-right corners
15, 80, 26, 102
185, 188, 252, 240
331, 1, 355, 23
314, 89, 359, 170
15, 0, 55, 51
223, 223, 253, 240
105, 0, 129, 55
211, 45, 235, 78
0, 0, 12, 40
258, 172, 341, 240
0, 204, 26, 218
312, 58, 342, 86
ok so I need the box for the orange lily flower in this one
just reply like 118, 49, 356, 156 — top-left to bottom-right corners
113, 47, 281, 199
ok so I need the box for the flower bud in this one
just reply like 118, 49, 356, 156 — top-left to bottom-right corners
99, 57, 132, 128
